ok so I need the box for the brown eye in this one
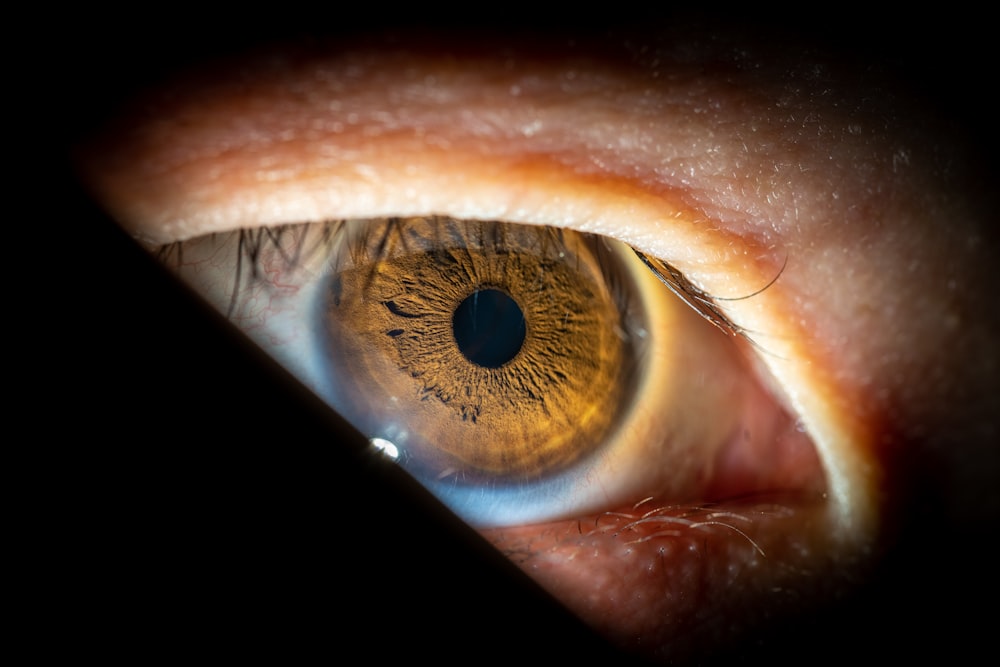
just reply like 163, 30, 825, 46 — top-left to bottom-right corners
153, 215, 821, 527
322, 217, 640, 482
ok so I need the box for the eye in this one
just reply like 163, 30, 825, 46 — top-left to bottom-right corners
75, 29, 887, 663
152, 215, 817, 529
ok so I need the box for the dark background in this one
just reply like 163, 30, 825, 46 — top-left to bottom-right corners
48, 8, 997, 665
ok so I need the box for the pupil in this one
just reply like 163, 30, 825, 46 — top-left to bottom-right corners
452, 288, 526, 368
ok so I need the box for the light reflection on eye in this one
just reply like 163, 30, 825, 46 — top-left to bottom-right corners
154, 215, 818, 527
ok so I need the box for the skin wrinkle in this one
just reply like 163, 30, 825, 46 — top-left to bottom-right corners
75, 28, 998, 662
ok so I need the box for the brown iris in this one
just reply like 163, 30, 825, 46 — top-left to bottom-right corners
322, 217, 643, 482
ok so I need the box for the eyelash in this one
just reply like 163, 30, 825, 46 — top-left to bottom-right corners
633, 249, 788, 348
155, 217, 756, 339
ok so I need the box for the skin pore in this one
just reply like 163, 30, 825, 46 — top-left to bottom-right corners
72, 17, 998, 664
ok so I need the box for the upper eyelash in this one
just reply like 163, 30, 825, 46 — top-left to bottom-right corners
156, 218, 769, 339
632, 248, 786, 344
156, 222, 345, 317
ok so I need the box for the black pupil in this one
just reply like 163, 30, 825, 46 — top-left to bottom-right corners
452, 289, 526, 368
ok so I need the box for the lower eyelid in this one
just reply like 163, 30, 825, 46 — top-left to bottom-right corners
481, 493, 838, 655
473, 339, 870, 660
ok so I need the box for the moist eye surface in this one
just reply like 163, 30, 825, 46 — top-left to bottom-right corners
153, 215, 824, 530
320, 217, 646, 484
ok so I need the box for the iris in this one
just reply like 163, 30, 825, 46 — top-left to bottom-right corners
321, 217, 645, 483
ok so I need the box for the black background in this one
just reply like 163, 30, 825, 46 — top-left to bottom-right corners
47, 8, 998, 665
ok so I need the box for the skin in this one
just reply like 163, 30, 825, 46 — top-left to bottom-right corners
68, 14, 999, 665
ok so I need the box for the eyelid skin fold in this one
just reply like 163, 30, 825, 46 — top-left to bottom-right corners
73, 25, 1000, 663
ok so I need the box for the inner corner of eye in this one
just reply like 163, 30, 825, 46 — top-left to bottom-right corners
156, 216, 828, 527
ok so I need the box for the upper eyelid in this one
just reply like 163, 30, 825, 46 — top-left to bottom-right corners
77, 42, 838, 378
78, 37, 930, 360
75, 41, 884, 357
78, 27, 930, 256
77, 49, 815, 293
79, 42, 835, 240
